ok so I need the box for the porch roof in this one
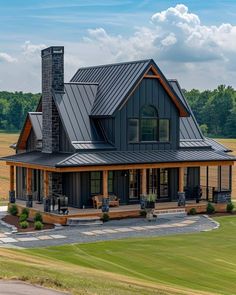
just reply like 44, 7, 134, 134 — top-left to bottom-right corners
2, 149, 235, 169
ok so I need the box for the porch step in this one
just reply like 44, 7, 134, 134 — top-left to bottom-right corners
66, 216, 103, 226
153, 208, 187, 218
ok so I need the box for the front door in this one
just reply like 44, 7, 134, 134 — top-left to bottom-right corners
159, 168, 169, 201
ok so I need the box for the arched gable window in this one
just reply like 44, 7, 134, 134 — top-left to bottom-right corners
140, 105, 158, 141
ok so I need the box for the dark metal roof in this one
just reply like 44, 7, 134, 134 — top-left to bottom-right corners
53, 82, 113, 150
2, 150, 234, 168
205, 138, 232, 152
71, 141, 115, 151
169, 80, 203, 140
1, 152, 69, 167
71, 59, 189, 117
28, 112, 42, 141
179, 140, 211, 149
53, 82, 98, 142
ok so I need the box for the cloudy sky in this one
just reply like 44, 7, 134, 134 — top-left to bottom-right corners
1, 0, 236, 92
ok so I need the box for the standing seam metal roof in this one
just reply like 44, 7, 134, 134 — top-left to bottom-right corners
28, 112, 42, 140
2, 150, 234, 168
71, 59, 189, 117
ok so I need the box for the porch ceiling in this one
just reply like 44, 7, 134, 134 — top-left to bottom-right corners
1, 149, 235, 172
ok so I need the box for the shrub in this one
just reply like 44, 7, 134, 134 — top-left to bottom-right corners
20, 221, 29, 229
226, 202, 234, 213
206, 203, 215, 214
34, 221, 44, 230
101, 213, 110, 222
19, 213, 28, 222
8, 204, 18, 216
189, 208, 197, 215
21, 207, 29, 218
34, 212, 43, 223
140, 210, 147, 217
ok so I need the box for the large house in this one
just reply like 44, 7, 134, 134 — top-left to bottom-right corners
2, 46, 235, 211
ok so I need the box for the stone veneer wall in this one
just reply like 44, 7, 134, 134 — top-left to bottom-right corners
49, 172, 63, 197
41, 46, 64, 153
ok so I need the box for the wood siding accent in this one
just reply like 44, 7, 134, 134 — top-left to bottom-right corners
18, 117, 32, 150
10, 166, 14, 192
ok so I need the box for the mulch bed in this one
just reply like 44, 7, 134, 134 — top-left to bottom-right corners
2, 215, 54, 232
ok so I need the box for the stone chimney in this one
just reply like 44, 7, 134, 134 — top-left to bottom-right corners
41, 46, 64, 153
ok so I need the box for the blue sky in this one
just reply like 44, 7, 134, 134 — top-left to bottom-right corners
0, 0, 236, 92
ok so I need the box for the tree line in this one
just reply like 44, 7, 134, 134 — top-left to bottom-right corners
0, 86, 236, 137
0, 91, 40, 131
183, 85, 236, 137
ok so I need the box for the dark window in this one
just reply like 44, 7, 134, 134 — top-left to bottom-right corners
128, 119, 139, 142
90, 171, 102, 195
147, 168, 158, 194
140, 105, 158, 141
159, 119, 170, 142
108, 171, 114, 193
140, 105, 158, 118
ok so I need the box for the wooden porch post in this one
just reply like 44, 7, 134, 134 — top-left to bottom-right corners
141, 168, 147, 195
10, 165, 14, 192
26, 168, 32, 195
43, 171, 49, 198
43, 170, 50, 212
9, 165, 15, 203
26, 168, 33, 207
103, 170, 108, 198
178, 167, 184, 193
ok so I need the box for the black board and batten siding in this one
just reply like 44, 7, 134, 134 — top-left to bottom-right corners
101, 78, 179, 151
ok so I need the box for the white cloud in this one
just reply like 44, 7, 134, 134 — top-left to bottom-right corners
0, 52, 17, 63
22, 41, 47, 55
1, 4, 236, 92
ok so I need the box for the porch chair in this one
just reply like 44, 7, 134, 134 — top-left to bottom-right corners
92, 195, 120, 209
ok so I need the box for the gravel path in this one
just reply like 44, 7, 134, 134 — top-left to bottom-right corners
0, 205, 219, 248
0, 280, 67, 295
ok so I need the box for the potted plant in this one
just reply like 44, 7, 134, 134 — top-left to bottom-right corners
145, 194, 157, 209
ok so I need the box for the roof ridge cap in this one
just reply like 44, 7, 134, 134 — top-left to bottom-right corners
77, 59, 152, 70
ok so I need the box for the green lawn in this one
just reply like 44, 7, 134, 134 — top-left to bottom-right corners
0, 216, 236, 294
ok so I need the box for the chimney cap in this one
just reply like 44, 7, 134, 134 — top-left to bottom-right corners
41, 46, 64, 57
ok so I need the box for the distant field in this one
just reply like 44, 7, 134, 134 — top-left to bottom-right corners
0, 134, 235, 200
0, 133, 18, 200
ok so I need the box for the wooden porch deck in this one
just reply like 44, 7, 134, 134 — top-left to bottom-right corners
14, 200, 227, 225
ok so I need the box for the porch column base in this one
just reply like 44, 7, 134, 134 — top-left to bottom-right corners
9, 191, 15, 203
26, 195, 33, 208
43, 198, 51, 212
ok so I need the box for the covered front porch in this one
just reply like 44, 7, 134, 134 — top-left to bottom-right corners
7, 157, 233, 214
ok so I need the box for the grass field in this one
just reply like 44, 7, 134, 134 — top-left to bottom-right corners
0, 216, 235, 294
